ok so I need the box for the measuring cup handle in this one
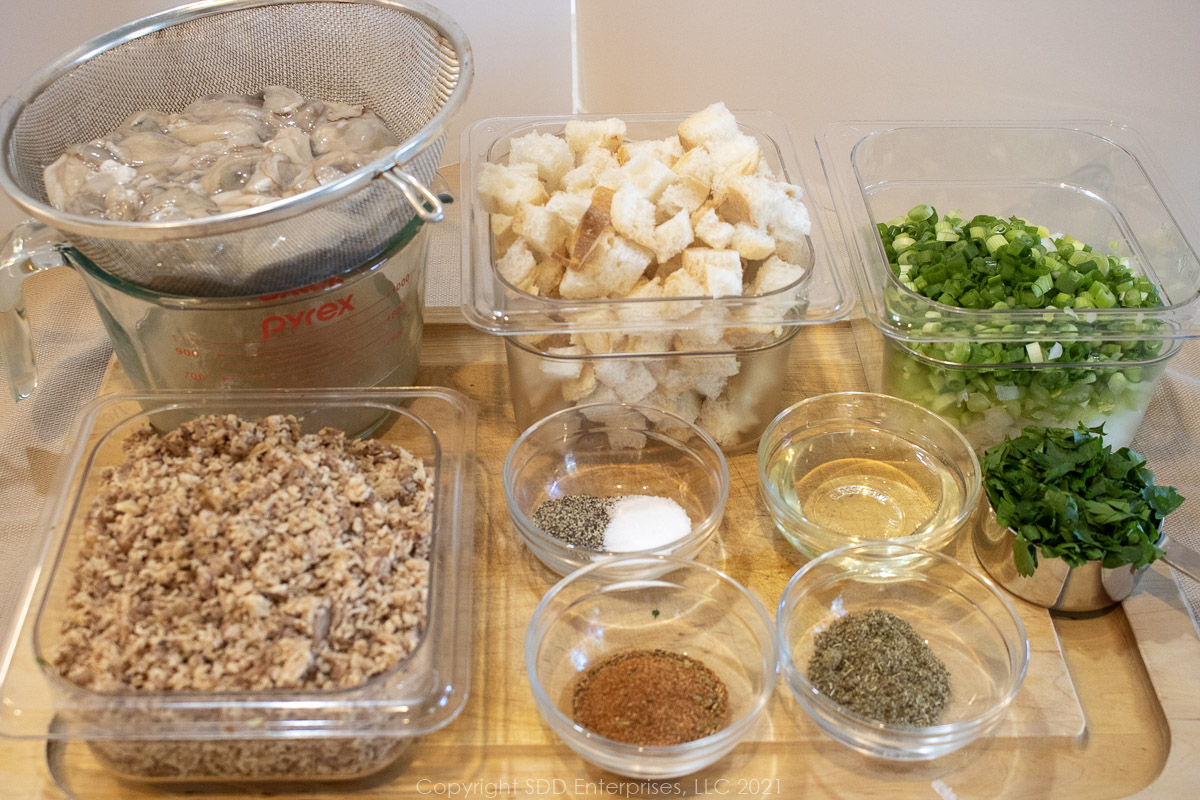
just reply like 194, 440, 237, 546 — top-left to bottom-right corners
0, 218, 70, 402
1161, 533, 1200, 585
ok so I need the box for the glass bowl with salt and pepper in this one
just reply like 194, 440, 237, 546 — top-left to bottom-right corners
503, 403, 728, 577
777, 543, 1029, 761
525, 557, 777, 779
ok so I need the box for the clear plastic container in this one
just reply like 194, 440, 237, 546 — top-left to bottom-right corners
504, 328, 799, 451
880, 336, 1180, 449
821, 122, 1200, 450
460, 111, 852, 450
0, 389, 476, 782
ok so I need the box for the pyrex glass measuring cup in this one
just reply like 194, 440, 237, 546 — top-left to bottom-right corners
0, 214, 428, 402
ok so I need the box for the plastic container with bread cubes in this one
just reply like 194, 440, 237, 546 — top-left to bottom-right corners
461, 111, 852, 451
820, 121, 1200, 451
0, 389, 475, 784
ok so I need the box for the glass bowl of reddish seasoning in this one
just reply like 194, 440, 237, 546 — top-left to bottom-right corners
777, 542, 1029, 761
504, 402, 729, 578
525, 556, 777, 778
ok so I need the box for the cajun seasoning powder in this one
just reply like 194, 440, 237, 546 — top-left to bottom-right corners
571, 649, 729, 746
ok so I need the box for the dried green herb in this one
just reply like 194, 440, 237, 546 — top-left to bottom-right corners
807, 609, 950, 727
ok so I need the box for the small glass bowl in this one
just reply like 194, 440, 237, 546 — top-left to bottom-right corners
504, 402, 729, 578
525, 556, 777, 778
757, 391, 980, 558
777, 543, 1029, 761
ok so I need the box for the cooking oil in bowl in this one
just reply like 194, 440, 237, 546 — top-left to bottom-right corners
764, 428, 963, 544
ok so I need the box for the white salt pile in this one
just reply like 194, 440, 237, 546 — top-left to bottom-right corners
602, 495, 692, 551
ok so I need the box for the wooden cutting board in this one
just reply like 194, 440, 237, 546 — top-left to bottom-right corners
8, 313, 1200, 799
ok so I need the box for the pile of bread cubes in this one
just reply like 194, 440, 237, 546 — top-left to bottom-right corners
475, 103, 812, 446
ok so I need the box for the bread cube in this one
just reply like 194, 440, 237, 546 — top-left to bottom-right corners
578, 231, 654, 297
731, 223, 775, 260
616, 276, 671, 325
565, 118, 626, 155
652, 209, 694, 264
594, 359, 657, 403
476, 161, 546, 215
770, 201, 812, 264
491, 213, 518, 255
672, 145, 715, 187
718, 174, 780, 227
560, 145, 620, 193
656, 175, 710, 219
542, 345, 587, 379
678, 102, 740, 149
620, 152, 678, 201
752, 255, 807, 295
705, 134, 762, 188
610, 183, 656, 248
696, 396, 743, 447
545, 189, 594, 230
533, 255, 566, 296
514, 202, 570, 257
496, 238, 538, 291
693, 207, 734, 249
618, 135, 685, 167
509, 131, 573, 189
561, 363, 597, 402
558, 267, 606, 299
640, 387, 703, 430
570, 309, 624, 353
569, 186, 615, 261
681, 247, 743, 297
627, 332, 674, 353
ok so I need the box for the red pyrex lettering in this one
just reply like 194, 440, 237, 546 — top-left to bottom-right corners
261, 296, 354, 340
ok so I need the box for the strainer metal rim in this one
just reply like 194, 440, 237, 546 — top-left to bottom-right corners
0, 0, 473, 242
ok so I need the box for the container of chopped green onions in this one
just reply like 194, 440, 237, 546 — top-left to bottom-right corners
820, 122, 1200, 450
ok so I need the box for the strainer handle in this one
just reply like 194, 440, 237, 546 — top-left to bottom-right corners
382, 168, 445, 223
0, 219, 70, 402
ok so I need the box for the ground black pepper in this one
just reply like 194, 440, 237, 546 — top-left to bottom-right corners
806, 609, 951, 727
572, 649, 729, 746
532, 495, 613, 549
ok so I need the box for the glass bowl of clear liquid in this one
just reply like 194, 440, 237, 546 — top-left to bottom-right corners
757, 392, 980, 558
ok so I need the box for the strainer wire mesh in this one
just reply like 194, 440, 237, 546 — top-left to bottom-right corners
2, 0, 471, 296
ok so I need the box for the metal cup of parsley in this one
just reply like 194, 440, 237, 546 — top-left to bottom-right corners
973, 424, 1189, 612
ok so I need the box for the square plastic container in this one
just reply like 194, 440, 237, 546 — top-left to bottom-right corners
821, 122, 1200, 449
460, 111, 852, 450
504, 328, 799, 451
0, 389, 476, 783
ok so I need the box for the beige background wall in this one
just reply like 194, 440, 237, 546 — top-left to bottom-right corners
2, 0, 1198, 287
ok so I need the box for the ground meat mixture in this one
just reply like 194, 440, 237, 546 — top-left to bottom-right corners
51, 413, 433, 693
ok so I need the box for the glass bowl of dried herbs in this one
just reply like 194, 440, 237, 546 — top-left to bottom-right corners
777, 542, 1028, 760
504, 402, 728, 578
525, 556, 777, 779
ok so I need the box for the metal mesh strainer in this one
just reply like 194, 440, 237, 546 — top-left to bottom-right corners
0, 0, 472, 296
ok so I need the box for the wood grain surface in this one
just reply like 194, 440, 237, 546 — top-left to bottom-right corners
2, 315, 1196, 799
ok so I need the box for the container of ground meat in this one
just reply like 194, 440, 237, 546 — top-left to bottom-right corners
0, 388, 475, 783
460, 106, 853, 451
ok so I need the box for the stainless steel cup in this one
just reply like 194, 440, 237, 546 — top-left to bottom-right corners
972, 498, 1200, 612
